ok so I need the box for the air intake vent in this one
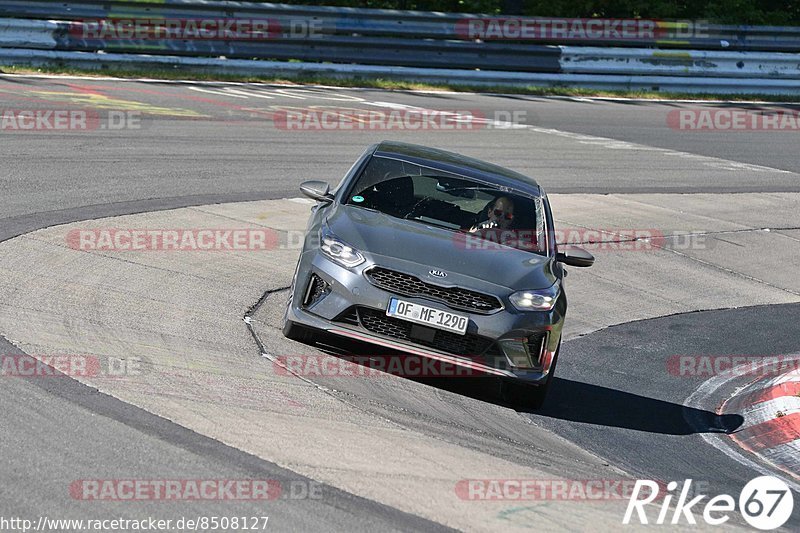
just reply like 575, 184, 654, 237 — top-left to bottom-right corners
526, 332, 548, 366
303, 274, 330, 307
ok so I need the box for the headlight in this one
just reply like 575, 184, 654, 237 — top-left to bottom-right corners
320, 228, 365, 268
509, 282, 560, 311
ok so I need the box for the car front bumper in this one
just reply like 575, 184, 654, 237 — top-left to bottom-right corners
285, 250, 563, 385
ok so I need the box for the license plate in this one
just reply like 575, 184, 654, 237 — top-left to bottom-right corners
387, 298, 468, 335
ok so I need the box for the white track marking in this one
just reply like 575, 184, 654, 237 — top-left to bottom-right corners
265, 89, 308, 99
221, 88, 275, 99
190, 85, 366, 101
272, 88, 366, 102
188, 86, 249, 98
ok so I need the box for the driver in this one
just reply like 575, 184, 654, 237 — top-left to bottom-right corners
469, 196, 515, 232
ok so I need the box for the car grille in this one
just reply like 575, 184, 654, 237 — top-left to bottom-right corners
365, 267, 502, 314
351, 307, 496, 357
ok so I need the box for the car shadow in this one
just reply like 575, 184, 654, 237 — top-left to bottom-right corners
308, 336, 743, 436
542, 378, 744, 435
409, 375, 741, 435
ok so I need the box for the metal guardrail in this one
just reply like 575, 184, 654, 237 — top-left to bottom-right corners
2, 18, 795, 80
0, 17, 57, 49
559, 47, 800, 79
0, 2, 798, 93
59, 35, 563, 73
1, 0, 800, 52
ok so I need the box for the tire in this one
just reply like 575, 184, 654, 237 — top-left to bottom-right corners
500, 344, 559, 410
282, 320, 317, 344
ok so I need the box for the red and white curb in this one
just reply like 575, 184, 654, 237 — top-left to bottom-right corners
685, 354, 800, 491
722, 369, 800, 480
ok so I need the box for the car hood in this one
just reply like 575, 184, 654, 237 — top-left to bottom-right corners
326, 205, 557, 291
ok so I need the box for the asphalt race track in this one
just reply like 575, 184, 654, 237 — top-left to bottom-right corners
1, 74, 799, 531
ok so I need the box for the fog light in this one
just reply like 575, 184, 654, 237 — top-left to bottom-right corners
499, 338, 534, 369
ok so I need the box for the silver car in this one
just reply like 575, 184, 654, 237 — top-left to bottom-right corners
283, 141, 593, 408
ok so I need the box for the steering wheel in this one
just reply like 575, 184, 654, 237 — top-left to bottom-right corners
404, 197, 434, 219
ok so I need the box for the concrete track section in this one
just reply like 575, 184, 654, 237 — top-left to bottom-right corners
1, 191, 798, 529
0, 337, 456, 533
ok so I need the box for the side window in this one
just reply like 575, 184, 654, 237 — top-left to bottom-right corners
350, 157, 422, 197
334, 145, 374, 198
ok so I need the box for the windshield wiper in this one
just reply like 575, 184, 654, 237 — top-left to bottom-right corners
439, 186, 500, 192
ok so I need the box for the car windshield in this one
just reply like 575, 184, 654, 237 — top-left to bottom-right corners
345, 155, 548, 255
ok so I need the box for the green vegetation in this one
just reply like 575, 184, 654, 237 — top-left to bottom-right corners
264, 1, 800, 25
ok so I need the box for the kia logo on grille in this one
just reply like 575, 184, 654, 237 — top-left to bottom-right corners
429, 269, 447, 278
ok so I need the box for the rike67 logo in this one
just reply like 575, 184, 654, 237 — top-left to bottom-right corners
624, 477, 794, 530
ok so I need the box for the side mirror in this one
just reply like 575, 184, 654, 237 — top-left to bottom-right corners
557, 245, 594, 267
299, 180, 334, 203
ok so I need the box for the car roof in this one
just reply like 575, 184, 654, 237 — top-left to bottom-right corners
371, 141, 542, 196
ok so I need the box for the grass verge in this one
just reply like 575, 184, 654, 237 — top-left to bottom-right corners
2, 64, 799, 103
